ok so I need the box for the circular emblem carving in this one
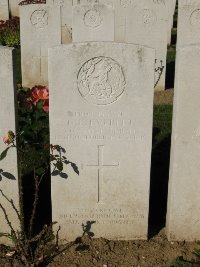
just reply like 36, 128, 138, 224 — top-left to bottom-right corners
190, 9, 200, 28
120, 0, 135, 8
30, 10, 48, 29
77, 57, 125, 106
84, 9, 102, 28
140, 9, 157, 26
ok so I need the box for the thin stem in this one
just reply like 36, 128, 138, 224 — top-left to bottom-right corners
18, 159, 25, 234
0, 202, 17, 241
0, 189, 21, 224
29, 168, 39, 238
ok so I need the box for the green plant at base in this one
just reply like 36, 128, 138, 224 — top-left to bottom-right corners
193, 242, 200, 264
171, 257, 193, 267
0, 17, 20, 47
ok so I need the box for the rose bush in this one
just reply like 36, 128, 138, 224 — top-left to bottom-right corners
17, 85, 49, 176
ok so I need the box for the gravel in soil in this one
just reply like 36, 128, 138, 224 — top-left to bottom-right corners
0, 229, 198, 267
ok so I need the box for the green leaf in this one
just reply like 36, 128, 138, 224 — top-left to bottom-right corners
0, 232, 13, 240
71, 162, 79, 175
35, 167, 45, 176
55, 161, 63, 172
37, 101, 43, 110
50, 155, 55, 161
0, 147, 10, 161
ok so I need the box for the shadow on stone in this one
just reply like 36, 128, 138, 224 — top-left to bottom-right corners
148, 128, 172, 238
23, 170, 52, 236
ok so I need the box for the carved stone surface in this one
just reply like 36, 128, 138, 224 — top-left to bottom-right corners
139, 8, 157, 26
126, 0, 168, 90
153, 0, 166, 4
166, 45, 200, 241
30, 10, 48, 29
77, 57, 125, 105
72, 4, 114, 42
49, 42, 155, 241
0, 0, 9, 20
120, 0, 135, 8
190, 9, 200, 28
0, 46, 19, 245
177, 0, 200, 46
84, 9, 102, 27
20, 4, 61, 87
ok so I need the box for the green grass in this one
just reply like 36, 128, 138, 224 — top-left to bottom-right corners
153, 105, 173, 148
167, 45, 176, 64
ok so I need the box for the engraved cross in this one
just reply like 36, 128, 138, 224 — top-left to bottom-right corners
86, 145, 119, 203
32, 48, 47, 77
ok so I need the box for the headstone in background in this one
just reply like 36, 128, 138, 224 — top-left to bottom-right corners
72, 4, 114, 42
20, 4, 61, 88
113, 0, 136, 42
126, 0, 168, 91
9, 0, 21, 17
49, 42, 155, 241
177, 0, 200, 46
166, 45, 200, 241
163, 0, 176, 45
0, 0, 9, 21
75, 0, 171, 46
75, 0, 134, 42
0, 46, 19, 245
47, 0, 72, 44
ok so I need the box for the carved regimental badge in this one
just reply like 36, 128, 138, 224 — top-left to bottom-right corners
140, 9, 157, 26
84, 9, 102, 28
30, 10, 48, 29
77, 57, 125, 105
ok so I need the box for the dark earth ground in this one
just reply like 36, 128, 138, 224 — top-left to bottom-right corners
1, 89, 199, 267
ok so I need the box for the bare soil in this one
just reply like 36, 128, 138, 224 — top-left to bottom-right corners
2, 89, 198, 267
0, 229, 198, 267
154, 89, 174, 105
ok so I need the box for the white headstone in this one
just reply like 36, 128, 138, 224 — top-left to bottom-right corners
20, 4, 61, 88
0, 46, 19, 245
126, 1, 168, 91
47, 0, 72, 44
49, 42, 155, 241
0, 0, 9, 21
72, 4, 114, 42
77, 0, 171, 45
9, 0, 21, 17
177, 0, 200, 47
166, 45, 200, 241
76, 0, 136, 42
157, 0, 175, 45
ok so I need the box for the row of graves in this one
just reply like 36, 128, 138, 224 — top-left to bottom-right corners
1, 0, 200, 244
0, 0, 177, 91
